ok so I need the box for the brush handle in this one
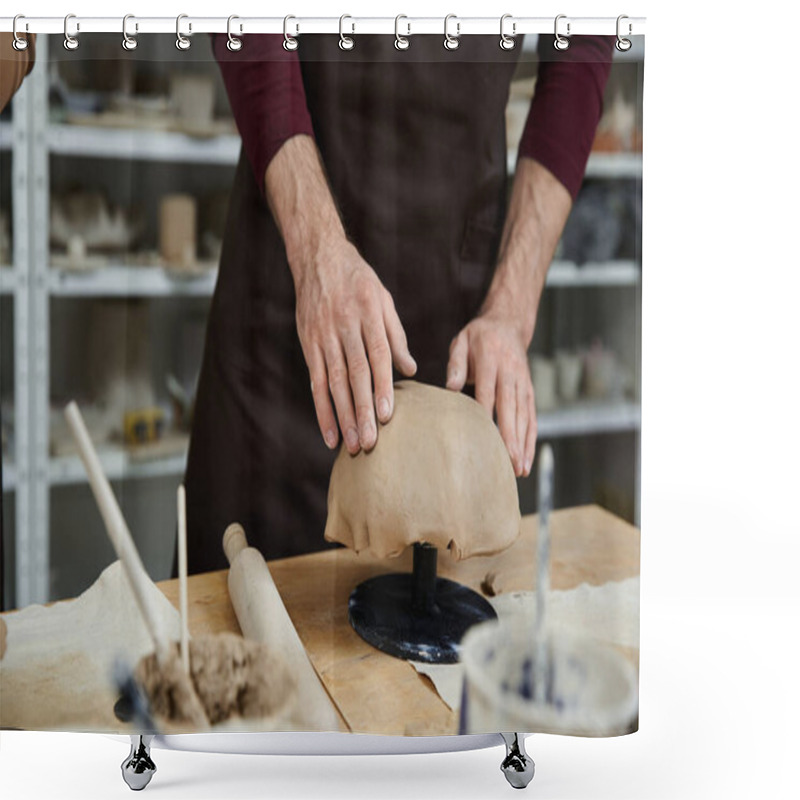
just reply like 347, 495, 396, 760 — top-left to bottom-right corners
177, 485, 190, 674
64, 401, 171, 662
534, 443, 555, 704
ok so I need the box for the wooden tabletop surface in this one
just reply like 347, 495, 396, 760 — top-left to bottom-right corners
158, 504, 640, 736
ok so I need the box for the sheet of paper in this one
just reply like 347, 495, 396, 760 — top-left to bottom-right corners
409, 577, 640, 712
0, 560, 182, 730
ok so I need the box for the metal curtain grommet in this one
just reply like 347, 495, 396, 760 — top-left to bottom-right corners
175, 14, 191, 51
554, 14, 570, 51
12, 15, 29, 51
63, 13, 79, 51
283, 15, 298, 51
227, 15, 243, 51
500, 14, 516, 50
339, 14, 354, 50
616, 14, 632, 52
444, 14, 460, 51
394, 14, 410, 51
122, 15, 138, 51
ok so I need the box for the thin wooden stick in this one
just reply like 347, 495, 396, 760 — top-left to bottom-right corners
64, 401, 171, 664
534, 443, 554, 705
177, 484, 190, 674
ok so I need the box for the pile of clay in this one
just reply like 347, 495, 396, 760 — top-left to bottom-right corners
134, 632, 294, 731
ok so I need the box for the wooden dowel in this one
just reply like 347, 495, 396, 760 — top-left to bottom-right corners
534, 443, 554, 705
177, 484, 190, 674
64, 401, 171, 664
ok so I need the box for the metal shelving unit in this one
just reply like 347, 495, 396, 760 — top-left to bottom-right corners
3, 77, 38, 606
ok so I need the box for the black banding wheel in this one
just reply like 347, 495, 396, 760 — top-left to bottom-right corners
348, 542, 497, 664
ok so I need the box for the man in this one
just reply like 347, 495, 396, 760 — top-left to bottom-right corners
184, 33, 614, 573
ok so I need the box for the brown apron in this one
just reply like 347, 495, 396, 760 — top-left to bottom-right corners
184, 36, 520, 574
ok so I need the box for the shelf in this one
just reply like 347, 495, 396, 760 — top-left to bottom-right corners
46, 260, 635, 297
49, 264, 218, 297
584, 152, 643, 179
49, 447, 187, 486
508, 150, 642, 179
547, 260, 639, 287
537, 400, 640, 438
47, 124, 241, 165
0, 121, 12, 151
47, 123, 641, 177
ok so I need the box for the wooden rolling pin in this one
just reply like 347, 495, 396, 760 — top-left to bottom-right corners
223, 523, 344, 732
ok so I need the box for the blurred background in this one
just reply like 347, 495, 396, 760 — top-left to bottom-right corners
0, 34, 642, 608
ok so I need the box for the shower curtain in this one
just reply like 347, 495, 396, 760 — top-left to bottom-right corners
0, 22, 643, 740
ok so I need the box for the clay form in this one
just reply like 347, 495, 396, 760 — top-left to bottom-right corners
50, 191, 140, 253
170, 74, 216, 136
159, 194, 196, 269
325, 380, 521, 560
326, 381, 519, 664
555, 350, 583, 403
529, 357, 557, 412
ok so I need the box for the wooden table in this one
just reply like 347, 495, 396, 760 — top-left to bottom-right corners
158, 504, 640, 736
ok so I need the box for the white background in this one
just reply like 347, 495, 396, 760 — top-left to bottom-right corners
2, 1, 799, 798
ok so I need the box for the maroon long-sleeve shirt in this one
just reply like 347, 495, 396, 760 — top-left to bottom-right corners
212, 34, 613, 201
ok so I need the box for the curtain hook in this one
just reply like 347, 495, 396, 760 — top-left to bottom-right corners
63, 13, 79, 51
12, 15, 29, 51
616, 15, 632, 52
394, 14, 410, 51
339, 14, 355, 50
122, 15, 138, 51
175, 14, 191, 51
444, 14, 460, 51
283, 15, 299, 51
227, 15, 243, 51
500, 14, 516, 50
554, 14, 570, 51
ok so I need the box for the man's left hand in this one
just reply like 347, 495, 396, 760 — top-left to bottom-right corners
446, 314, 536, 478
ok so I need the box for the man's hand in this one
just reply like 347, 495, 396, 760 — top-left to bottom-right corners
294, 238, 417, 454
445, 157, 573, 478
446, 314, 535, 478
264, 135, 416, 455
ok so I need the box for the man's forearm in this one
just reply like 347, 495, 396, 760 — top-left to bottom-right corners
481, 157, 572, 344
264, 134, 346, 287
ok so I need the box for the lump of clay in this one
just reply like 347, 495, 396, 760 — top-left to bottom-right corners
325, 380, 521, 560
135, 633, 294, 731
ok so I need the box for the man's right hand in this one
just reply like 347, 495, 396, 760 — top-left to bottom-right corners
294, 237, 417, 454
265, 135, 416, 454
